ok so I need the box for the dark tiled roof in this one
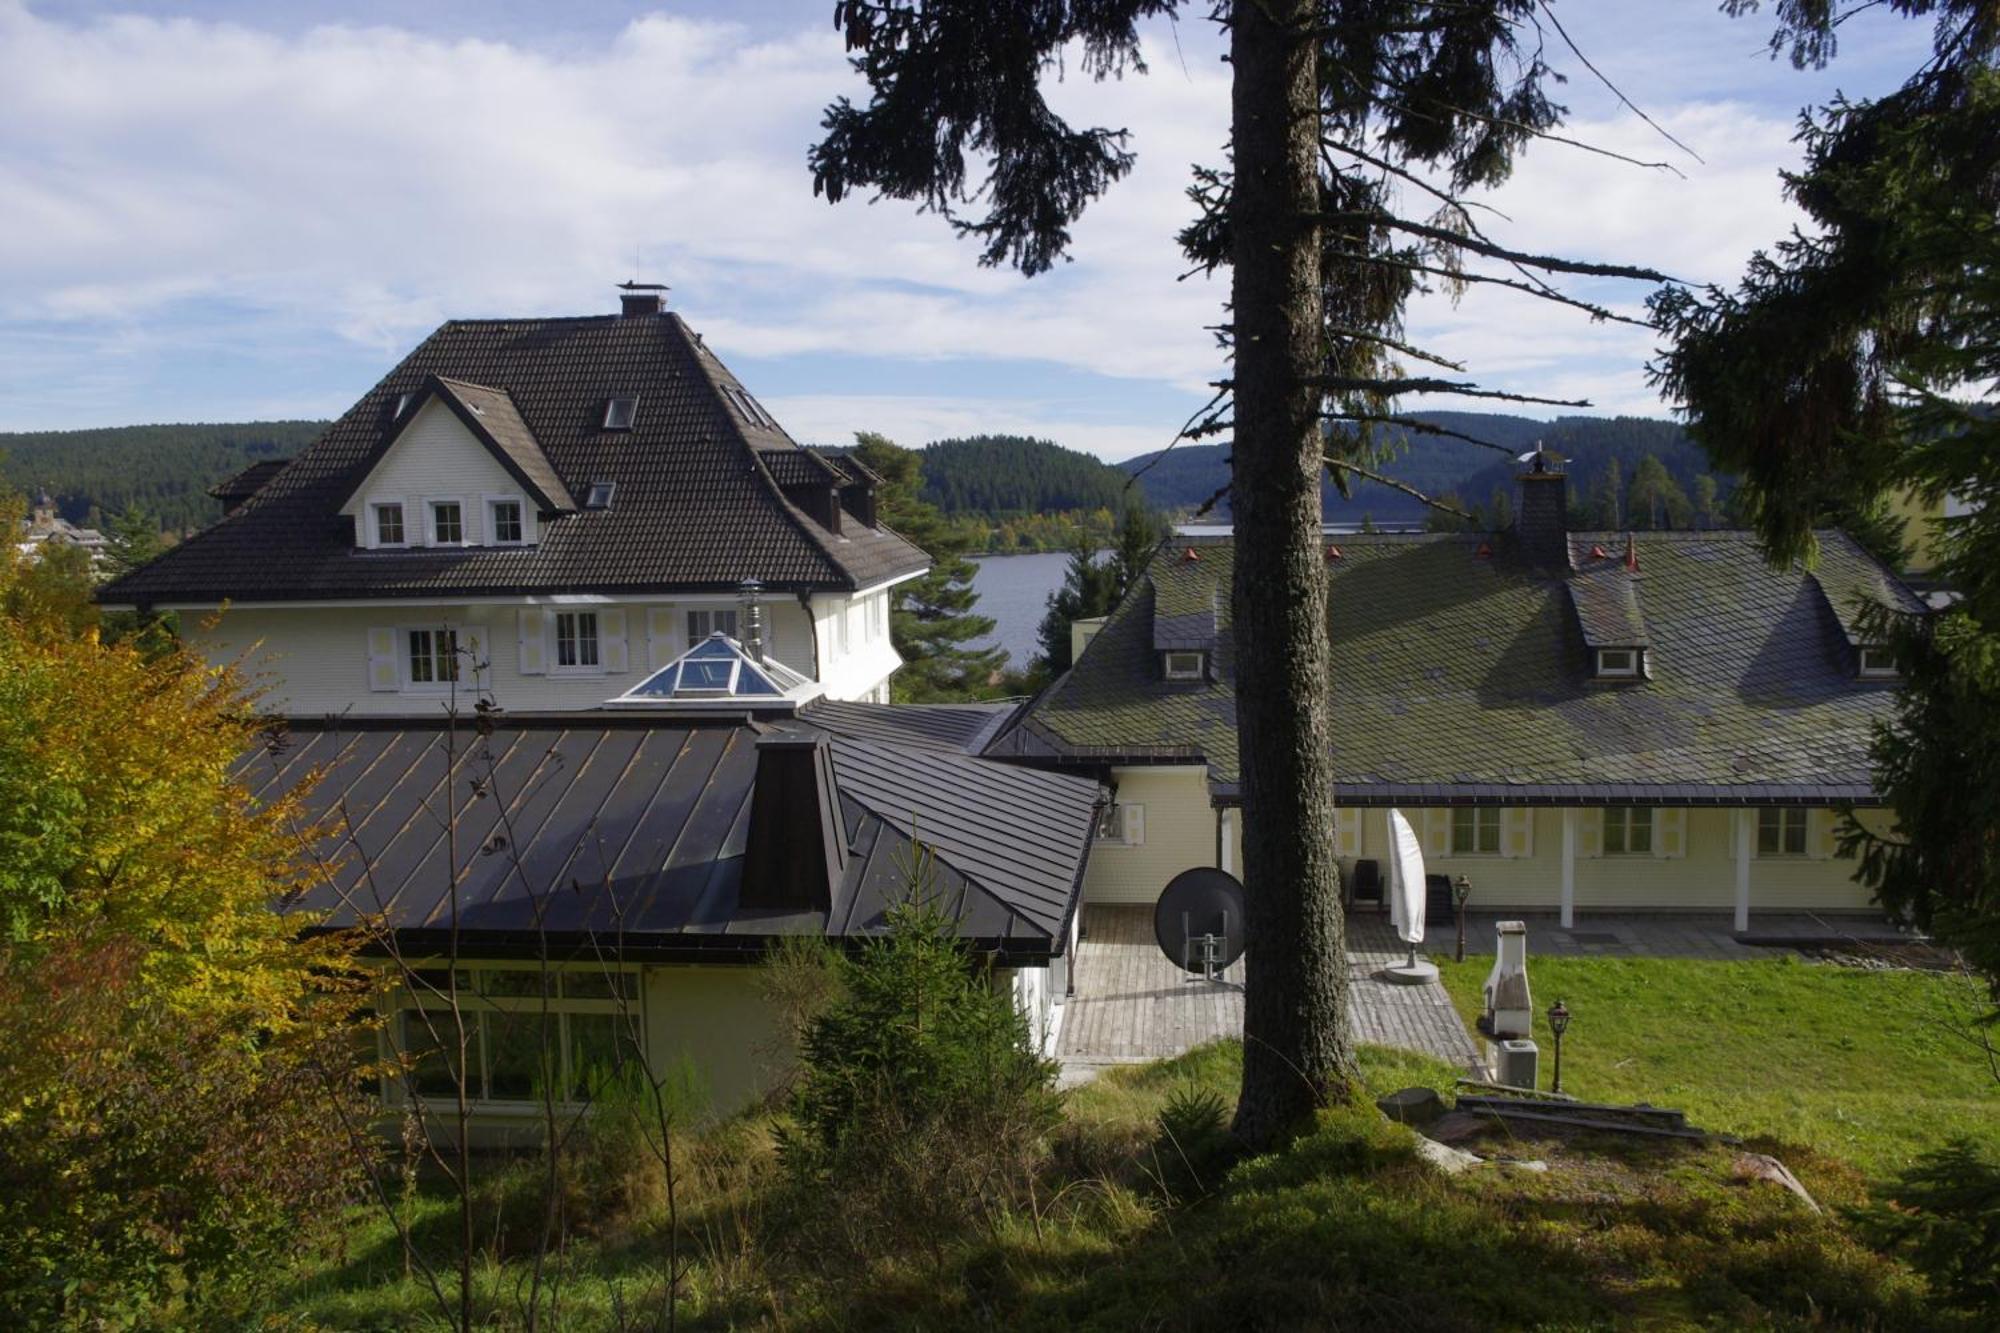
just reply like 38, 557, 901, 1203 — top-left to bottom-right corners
207, 458, 290, 503
240, 713, 1099, 958
103, 312, 929, 605
998, 529, 1922, 803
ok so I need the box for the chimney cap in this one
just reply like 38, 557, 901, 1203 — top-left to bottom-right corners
618, 280, 668, 316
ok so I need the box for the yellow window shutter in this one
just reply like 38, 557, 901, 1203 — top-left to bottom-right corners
646, 607, 679, 668
366, 627, 400, 692
1421, 808, 1451, 859
1503, 807, 1534, 858
1654, 808, 1686, 859
1122, 803, 1146, 847
518, 609, 547, 675
1333, 808, 1362, 858
1578, 808, 1603, 859
1811, 808, 1841, 860
601, 608, 628, 673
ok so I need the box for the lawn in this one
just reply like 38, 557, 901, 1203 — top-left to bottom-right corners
1434, 953, 2000, 1177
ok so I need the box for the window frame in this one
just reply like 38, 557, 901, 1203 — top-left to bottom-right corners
1163, 650, 1206, 681
487, 496, 526, 546
687, 608, 739, 643
372, 501, 407, 548
584, 480, 616, 510
1756, 807, 1809, 858
1596, 647, 1640, 678
1450, 806, 1504, 856
1858, 645, 1898, 678
403, 626, 461, 691
603, 397, 639, 431
1603, 806, 1655, 856
553, 610, 602, 673
428, 498, 466, 546
392, 964, 643, 1110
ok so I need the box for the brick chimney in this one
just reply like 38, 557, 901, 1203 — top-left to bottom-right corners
617, 281, 667, 317
1516, 447, 1569, 568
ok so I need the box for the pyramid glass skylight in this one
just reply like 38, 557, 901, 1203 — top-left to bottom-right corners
616, 633, 812, 706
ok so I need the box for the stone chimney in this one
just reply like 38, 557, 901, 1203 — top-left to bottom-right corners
1516, 447, 1569, 568
739, 732, 845, 912
617, 281, 667, 317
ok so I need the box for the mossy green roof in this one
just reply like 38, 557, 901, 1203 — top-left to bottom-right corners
998, 530, 1921, 805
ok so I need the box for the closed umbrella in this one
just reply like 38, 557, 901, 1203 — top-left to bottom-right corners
1383, 808, 1439, 983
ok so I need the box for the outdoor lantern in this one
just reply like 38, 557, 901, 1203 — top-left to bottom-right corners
1547, 998, 1572, 1095
1452, 874, 1473, 963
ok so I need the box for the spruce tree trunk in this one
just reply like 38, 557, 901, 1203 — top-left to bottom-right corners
1229, 0, 1356, 1149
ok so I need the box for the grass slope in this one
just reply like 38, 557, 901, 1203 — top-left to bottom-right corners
285, 1040, 1955, 1330
1436, 954, 2000, 1177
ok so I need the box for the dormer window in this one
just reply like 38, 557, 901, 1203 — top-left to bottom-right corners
1858, 646, 1898, 678
584, 481, 616, 510
429, 500, 464, 545
488, 499, 524, 545
1163, 650, 1206, 681
604, 397, 638, 430
1595, 647, 1641, 679
373, 502, 406, 547
393, 392, 416, 418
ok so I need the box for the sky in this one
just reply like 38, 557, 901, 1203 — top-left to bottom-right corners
0, 1, 1939, 459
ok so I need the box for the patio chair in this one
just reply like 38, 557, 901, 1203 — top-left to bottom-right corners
1350, 858, 1384, 911
1426, 872, 1457, 925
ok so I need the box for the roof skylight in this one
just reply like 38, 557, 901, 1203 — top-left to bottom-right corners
604, 397, 638, 430
584, 480, 616, 509
615, 633, 812, 706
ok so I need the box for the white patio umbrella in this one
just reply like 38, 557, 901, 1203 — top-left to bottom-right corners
1383, 808, 1439, 983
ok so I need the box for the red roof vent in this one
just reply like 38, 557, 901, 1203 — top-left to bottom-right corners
1325, 543, 1343, 561
1475, 542, 1493, 560
1624, 534, 1640, 573
1181, 547, 1200, 563
1589, 543, 1608, 560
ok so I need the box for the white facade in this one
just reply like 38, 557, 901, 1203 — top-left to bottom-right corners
190, 585, 901, 714
337, 399, 540, 550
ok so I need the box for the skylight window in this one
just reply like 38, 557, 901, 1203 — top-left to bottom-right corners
393, 392, 417, 417
1858, 646, 1898, 678
1595, 647, 1641, 678
584, 481, 616, 510
604, 397, 638, 430
614, 634, 810, 707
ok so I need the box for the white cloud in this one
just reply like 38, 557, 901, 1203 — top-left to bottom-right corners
0, 2, 1830, 448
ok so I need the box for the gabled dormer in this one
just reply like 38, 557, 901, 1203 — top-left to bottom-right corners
337, 376, 575, 550
1153, 550, 1218, 683
1566, 538, 1652, 683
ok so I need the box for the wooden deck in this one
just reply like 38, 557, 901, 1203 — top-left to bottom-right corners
1056, 905, 1482, 1081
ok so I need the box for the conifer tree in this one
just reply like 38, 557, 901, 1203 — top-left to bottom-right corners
812, 1, 1665, 1144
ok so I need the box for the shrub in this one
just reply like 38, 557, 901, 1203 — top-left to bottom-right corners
1150, 1084, 1234, 1202
777, 864, 1062, 1268
1856, 1138, 2000, 1318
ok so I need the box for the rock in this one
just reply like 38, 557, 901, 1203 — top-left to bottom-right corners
1426, 1111, 1489, 1145
1415, 1135, 1484, 1175
1732, 1152, 1822, 1214
1377, 1086, 1445, 1128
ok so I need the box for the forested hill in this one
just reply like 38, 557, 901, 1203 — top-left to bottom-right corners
917, 435, 1137, 514
1120, 411, 1721, 525
1, 421, 327, 533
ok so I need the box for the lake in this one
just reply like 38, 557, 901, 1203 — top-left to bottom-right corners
968, 550, 1088, 669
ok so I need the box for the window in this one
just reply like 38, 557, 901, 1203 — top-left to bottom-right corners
555, 611, 600, 669
1164, 651, 1206, 681
406, 628, 460, 686
393, 391, 417, 418
373, 502, 405, 547
430, 500, 464, 545
1096, 803, 1142, 844
1451, 807, 1503, 855
584, 480, 616, 510
1757, 807, 1808, 857
1603, 807, 1654, 855
687, 608, 738, 642
1596, 647, 1640, 678
396, 967, 640, 1106
489, 499, 524, 544
1859, 646, 1898, 678
603, 397, 638, 430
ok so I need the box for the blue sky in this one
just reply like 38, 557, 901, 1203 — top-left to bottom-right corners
0, 1, 1935, 457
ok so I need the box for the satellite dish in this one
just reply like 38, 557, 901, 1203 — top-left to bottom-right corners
1154, 867, 1247, 979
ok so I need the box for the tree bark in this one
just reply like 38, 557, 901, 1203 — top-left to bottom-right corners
1229, 0, 1357, 1149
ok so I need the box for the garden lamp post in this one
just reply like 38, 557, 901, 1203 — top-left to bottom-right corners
1452, 875, 1472, 963
1547, 998, 1572, 1095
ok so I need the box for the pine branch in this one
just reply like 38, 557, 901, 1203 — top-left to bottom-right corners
1323, 457, 1474, 516
1304, 375, 1592, 408
1340, 249, 1656, 326
1321, 412, 1518, 455
1532, 0, 1704, 164
1319, 210, 1681, 284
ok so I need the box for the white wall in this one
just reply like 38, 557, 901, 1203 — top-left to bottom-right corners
1080, 766, 1218, 904
643, 965, 791, 1118
338, 400, 533, 549
809, 588, 901, 701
